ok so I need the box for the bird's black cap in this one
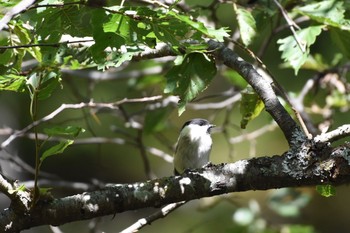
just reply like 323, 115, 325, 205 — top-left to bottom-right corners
181, 118, 215, 133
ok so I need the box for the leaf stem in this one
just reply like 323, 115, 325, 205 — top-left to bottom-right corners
29, 77, 42, 206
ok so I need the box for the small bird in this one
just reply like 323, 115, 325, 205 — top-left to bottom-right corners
174, 118, 215, 175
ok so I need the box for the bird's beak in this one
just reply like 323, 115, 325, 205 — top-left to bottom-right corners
209, 124, 216, 133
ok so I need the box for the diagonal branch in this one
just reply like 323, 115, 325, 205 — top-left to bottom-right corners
207, 40, 303, 145
121, 201, 186, 233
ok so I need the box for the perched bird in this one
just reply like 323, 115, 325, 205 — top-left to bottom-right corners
174, 118, 215, 175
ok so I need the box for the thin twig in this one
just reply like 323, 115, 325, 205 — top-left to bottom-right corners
230, 122, 278, 144
120, 202, 186, 233
314, 124, 350, 143
273, 0, 305, 53
188, 92, 241, 110
0, 96, 162, 150
0, 40, 95, 49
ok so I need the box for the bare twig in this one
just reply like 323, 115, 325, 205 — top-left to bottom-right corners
188, 92, 241, 110
120, 201, 185, 233
273, 0, 305, 53
0, 40, 95, 49
314, 124, 350, 143
1, 129, 175, 163
0, 96, 162, 150
229, 122, 278, 144
292, 108, 312, 139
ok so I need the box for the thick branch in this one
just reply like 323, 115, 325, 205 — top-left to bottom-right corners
2, 143, 350, 232
207, 40, 303, 144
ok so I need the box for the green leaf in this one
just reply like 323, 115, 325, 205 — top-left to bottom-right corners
12, 22, 42, 62
44, 126, 85, 137
103, 14, 139, 43
240, 85, 264, 129
37, 71, 61, 100
164, 52, 216, 115
0, 74, 26, 92
234, 6, 257, 46
316, 185, 336, 197
26, 70, 61, 100
167, 11, 230, 42
277, 25, 324, 75
152, 15, 197, 47
295, 0, 349, 29
0, 48, 13, 66
40, 140, 74, 164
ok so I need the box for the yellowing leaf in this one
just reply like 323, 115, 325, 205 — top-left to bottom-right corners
240, 86, 264, 129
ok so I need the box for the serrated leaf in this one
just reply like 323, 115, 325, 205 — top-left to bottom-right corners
0, 74, 26, 92
295, 0, 349, 29
44, 126, 85, 137
164, 52, 216, 115
240, 85, 264, 129
206, 27, 230, 42
277, 25, 324, 75
40, 140, 74, 164
316, 185, 336, 197
234, 6, 257, 46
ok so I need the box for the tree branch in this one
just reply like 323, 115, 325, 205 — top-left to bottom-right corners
314, 124, 350, 143
207, 40, 303, 145
2, 142, 350, 232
